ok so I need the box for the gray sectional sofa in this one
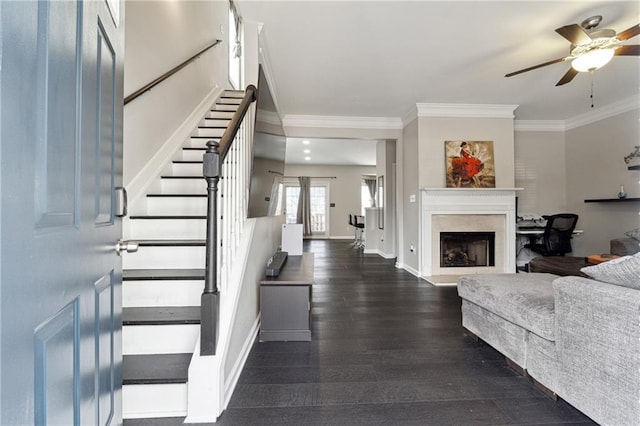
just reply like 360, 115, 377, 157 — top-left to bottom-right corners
457, 252, 640, 426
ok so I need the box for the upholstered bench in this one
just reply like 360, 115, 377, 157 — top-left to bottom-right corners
528, 256, 588, 277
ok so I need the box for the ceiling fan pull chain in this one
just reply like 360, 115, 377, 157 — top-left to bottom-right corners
590, 71, 595, 108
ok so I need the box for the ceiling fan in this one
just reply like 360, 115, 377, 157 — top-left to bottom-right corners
505, 16, 640, 86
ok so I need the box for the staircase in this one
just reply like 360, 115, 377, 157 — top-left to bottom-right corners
121, 90, 244, 420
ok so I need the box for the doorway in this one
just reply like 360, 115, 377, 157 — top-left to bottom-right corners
284, 182, 330, 238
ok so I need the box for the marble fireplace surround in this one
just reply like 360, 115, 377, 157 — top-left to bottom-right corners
420, 188, 520, 280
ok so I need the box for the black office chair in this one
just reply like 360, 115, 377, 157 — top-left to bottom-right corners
525, 213, 579, 256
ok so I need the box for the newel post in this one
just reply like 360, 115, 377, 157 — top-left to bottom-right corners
201, 140, 220, 356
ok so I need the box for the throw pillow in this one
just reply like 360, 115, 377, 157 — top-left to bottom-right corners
625, 228, 640, 242
581, 254, 640, 290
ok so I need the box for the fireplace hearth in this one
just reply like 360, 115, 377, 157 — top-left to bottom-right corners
440, 232, 495, 268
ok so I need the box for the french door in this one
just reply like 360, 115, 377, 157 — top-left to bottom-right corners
284, 182, 330, 238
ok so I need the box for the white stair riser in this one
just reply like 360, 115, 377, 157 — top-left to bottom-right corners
129, 219, 206, 240
172, 162, 203, 176
123, 280, 204, 308
202, 118, 230, 128
207, 111, 234, 119
123, 383, 187, 419
181, 149, 206, 161
123, 324, 199, 355
194, 127, 225, 137
123, 246, 205, 269
184, 139, 211, 149
161, 178, 206, 193
220, 97, 242, 104
147, 197, 207, 215
213, 104, 237, 112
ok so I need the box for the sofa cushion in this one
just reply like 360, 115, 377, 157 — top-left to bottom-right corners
457, 273, 558, 340
580, 252, 640, 290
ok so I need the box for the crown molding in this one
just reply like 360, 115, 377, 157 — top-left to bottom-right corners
514, 95, 640, 132
282, 114, 403, 130
564, 95, 640, 131
416, 103, 518, 118
514, 120, 565, 132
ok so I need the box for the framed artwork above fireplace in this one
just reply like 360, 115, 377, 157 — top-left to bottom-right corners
445, 140, 495, 188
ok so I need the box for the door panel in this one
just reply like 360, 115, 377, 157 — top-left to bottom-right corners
1, 1, 124, 424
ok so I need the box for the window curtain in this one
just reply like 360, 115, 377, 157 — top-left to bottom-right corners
364, 177, 377, 208
296, 176, 312, 236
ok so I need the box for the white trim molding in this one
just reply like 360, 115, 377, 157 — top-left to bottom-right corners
565, 94, 640, 130
420, 188, 522, 278
416, 103, 518, 119
283, 114, 404, 130
515, 94, 640, 132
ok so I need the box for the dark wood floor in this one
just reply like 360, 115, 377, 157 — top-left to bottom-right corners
131, 240, 596, 425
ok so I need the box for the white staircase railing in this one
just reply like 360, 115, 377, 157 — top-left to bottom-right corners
201, 86, 257, 356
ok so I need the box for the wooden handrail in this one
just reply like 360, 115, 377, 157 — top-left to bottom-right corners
124, 40, 222, 105
217, 85, 258, 160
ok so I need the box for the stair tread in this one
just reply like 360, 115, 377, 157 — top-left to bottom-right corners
137, 239, 205, 246
123, 268, 205, 281
123, 353, 191, 385
182, 147, 206, 151
123, 306, 200, 325
198, 125, 227, 129
172, 160, 203, 164
161, 175, 203, 179
190, 135, 220, 139
147, 193, 206, 198
123, 417, 186, 426
129, 215, 206, 219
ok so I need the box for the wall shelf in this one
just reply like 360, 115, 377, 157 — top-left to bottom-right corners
584, 197, 640, 203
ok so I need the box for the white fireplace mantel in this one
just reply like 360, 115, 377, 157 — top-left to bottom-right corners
420, 188, 522, 279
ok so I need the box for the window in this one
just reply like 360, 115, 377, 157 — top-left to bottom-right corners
228, 1, 241, 89
361, 181, 373, 215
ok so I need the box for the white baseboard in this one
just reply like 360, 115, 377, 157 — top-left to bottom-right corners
377, 250, 396, 259
402, 264, 420, 278
224, 316, 260, 409
126, 86, 223, 207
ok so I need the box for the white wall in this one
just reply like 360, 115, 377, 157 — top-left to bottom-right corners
418, 116, 515, 188
565, 109, 640, 256
514, 130, 567, 215
376, 140, 396, 257
123, 0, 228, 187
223, 216, 282, 380
284, 164, 376, 238
401, 119, 420, 273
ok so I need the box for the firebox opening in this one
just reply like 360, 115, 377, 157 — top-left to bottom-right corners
440, 232, 495, 268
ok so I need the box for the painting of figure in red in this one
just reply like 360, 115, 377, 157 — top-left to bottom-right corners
445, 141, 495, 188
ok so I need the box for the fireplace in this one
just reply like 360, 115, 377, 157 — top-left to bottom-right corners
440, 232, 495, 268
420, 188, 520, 281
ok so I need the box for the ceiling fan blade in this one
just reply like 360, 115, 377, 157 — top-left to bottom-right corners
616, 23, 640, 41
556, 68, 579, 86
505, 57, 567, 77
615, 44, 640, 56
555, 24, 592, 45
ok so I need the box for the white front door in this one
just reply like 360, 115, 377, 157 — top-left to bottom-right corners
1, 1, 125, 424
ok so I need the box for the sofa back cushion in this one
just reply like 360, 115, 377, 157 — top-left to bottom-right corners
581, 253, 640, 290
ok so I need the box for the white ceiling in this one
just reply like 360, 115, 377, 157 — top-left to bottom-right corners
238, 1, 640, 122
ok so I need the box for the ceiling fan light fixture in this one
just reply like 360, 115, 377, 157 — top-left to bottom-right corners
571, 48, 615, 72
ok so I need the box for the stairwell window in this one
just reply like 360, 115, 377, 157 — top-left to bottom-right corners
228, 1, 242, 89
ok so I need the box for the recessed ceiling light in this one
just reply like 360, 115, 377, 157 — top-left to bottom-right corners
303, 149, 310, 154
304, 157, 311, 161
302, 140, 310, 145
